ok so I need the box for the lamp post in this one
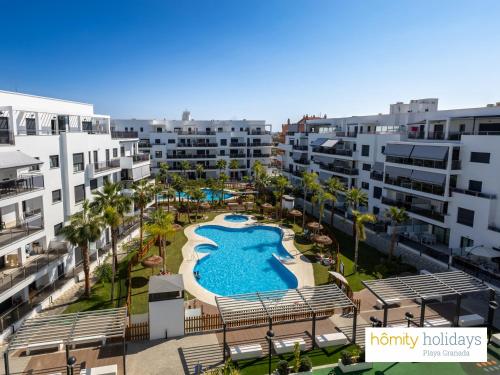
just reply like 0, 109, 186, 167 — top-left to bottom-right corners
266, 329, 275, 375
405, 312, 414, 328
369, 316, 382, 328
67, 356, 77, 375
488, 299, 499, 341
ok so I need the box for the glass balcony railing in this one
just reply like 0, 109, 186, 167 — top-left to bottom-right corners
132, 154, 150, 163
93, 159, 121, 172
319, 163, 358, 176
111, 131, 138, 138
450, 187, 497, 199
381, 196, 446, 222
384, 176, 445, 196
0, 175, 44, 200
312, 147, 353, 157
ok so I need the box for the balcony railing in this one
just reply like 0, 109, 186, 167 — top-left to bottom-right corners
385, 155, 450, 170
248, 130, 271, 135
178, 143, 218, 147
249, 143, 272, 147
450, 187, 496, 199
319, 163, 358, 176
253, 154, 270, 158
488, 225, 500, 233
0, 130, 14, 145
138, 140, 151, 148
0, 175, 44, 200
132, 154, 150, 163
312, 147, 353, 157
293, 159, 310, 165
385, 176, 445, 196
111, 131, 138, 138
370, 171, 383, 181
334, 131, 357, 138
176, 131, 216, 135
381, 196, 446, 222
229, 154, 246, 158
93, 158, 121, 172
0, 220, 44, 250
229, 143, 246, 147
166, 154, 217, 159
292, 145, 308, 151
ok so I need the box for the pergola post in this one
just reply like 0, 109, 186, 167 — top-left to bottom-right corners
122, 336, 127, 375
222, 323, 227, 362
311, 313, 316, 349
382, 303, 389, 327
3, 351, 10, 375
65, 345, 70, 375
453, 294, 462, 327
487, 290, 497, 339
419, 299, 426, 327
352, 306, 358, 344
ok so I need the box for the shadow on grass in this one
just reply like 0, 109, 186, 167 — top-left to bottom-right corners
130, 276, 148, 288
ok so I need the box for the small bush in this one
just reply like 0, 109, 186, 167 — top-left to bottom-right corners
358, 350, 366, 363
94, 263, 113, 284
276, 360, 289, 375
340, 350, 352, 365
298, 356, 312, 371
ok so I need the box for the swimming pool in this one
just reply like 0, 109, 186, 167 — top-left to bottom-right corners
224, 214, 249, 223
159, 188, 233, 202
193, 225, 297, 295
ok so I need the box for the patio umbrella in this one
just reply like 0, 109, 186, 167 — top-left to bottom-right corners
261, 203, 273, 210
312, 234, 332, 246
288, 209, 302, 225
200, 202, 211, 211
307, 221, 324, 234
141, 255, 163, 274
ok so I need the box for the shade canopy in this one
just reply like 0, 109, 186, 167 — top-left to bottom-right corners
261, 203, 273, 209
384, 143, 414, 158
372, 162, 384, 173
288, 209, 302, 217
0, 151, 43, 170
171, 223, 183, 231
410, 145, 449, 161
200, 202, 211, 209
307, 222, 324, 231
311, 138, 329, 147
313, 234, 332, 245
385, 165, 412, 179
321, 139, 339, 148
141, 255, 163, 268
411, 170, 446, 185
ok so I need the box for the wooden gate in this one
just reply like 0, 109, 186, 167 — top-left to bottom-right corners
126, 322, 149, 341
185, 313, 223, 333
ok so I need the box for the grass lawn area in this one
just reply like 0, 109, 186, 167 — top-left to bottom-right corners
287, 217, 415, 291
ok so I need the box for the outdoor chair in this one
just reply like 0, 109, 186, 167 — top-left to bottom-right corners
423, 318, 452, 327
273, 337, 306, 354
458, 314, 484, 327
230, 343, 263, 361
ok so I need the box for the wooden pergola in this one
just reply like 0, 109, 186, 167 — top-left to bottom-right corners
4, 307, 128, 375
362, 270, 495, 327
215, 284, 357, 361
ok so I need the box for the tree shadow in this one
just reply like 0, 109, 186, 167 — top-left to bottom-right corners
130, 276, 149, 289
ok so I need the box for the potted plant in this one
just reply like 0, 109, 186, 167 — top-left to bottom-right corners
276, 360, 289, 375
338, 349, 372, 373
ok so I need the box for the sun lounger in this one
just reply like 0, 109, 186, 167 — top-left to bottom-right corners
273, 338, 306, 354
272, 253, 295, 264
315, 333, 348, 348
423, 318, 452, 327
26, 340, 64, 355
375, 298, 400, 309
79, 364, 118, 375
491, 333, 500, 346
230, 344, 263, 361
389, 322, 409, 328
71, 334, 106, 348
458, 314, 484, 327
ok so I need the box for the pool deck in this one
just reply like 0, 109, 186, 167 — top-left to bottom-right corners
179, 213, 315, 305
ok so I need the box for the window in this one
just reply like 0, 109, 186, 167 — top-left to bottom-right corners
90, 179, 98, 190
457, 207, 474, 227
155, 139, 161, 144
155, 151, 162, 158
26, 118, 36, 135
54, 223, 63, 236
220, 139, 227, 146
373, 186, 382, 199
468, 180, 482, 192
113, 148, 118, 158
140, 127, 144, 132
220, 150, 225, 156
470, 152, 490, 164
353, 143, 357, 152
48, 155, 59, 168
120, 146, 125, 156
361, 145, 370, 157
381, 146, 386, 154
362, 163, 371, 171
168, 139, 175, 144
373, 206, 380, 215
131, 127, 134, 131
103, 175, 109, 185
156, 128, 163, 133
73, 153, 84, 173
361, 182, 369, 190
74, 184, 85, 204
29, 157, 40, 171
52, 189, 62, 203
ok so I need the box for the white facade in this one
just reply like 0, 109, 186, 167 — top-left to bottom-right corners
279, 98, 500, 279
112, 115, 273, 179
0, 90, 150, 331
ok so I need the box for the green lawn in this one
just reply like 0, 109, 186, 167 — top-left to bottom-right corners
237, 344, 356, 375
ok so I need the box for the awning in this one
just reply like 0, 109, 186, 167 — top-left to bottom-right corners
385, 165, 412, 178
0, 151, 43, 170
384, 143, 414, 158
311, 138, 329, 147
411, 145, 448, 161
321, 139, 339, 148
372, 162, 384, 172
411, 170, 446, 185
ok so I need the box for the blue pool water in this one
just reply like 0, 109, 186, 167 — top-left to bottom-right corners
193, 225, 297, 295
158, 188, 233, 202
224, 214, 249, 223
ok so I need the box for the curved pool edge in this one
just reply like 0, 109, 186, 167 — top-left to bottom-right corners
179, 213, 315, 306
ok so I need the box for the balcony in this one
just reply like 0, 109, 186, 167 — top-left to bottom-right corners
252, 154, 271, 158
0, 247, 67, 296
249, 143, 272, 147
385, 176, 445, 196
166, 154, 217, 159
385, 155, 450, 170
177, 143, 218, 148
312, 147, 353, 157
91, 159, 121, 176
319, 163, 358, 176
370, 171, 383, 181
293, 159, 310, 165
334, 131, 357, 138
138, 140, 151, 148
0, 175, 44, 201
248, 130, 271, 135
450, 187, 496, 199
176, 130, 216, 135
381, 196, 446, 222
229, 154, 246, 159
229, 143, 246, 147
111, 131, 138, 139
292, 145, 308, 151
132, 154, 150, 164
0, 130, 14, 145
0, 220, 44, 250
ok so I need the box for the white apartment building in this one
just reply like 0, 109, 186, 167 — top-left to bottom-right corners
0, 90, 150, 334
112, 111, 273, 179
280, 99, 500, 286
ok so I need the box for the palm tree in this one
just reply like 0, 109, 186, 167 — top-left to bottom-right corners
158, 162, 169, 186
324, 177, 344, 229
216, 159, 227, 175
171, 174, 186, 203
180, 160, 191, 178
352, 210, 376, 273
164, 186, 175, 212
190, 187, 206, 221
195, 163, 205, 180
206, 178, 216, 205
252, 161, 269, 202
311, 187, 334, 226
272, 175, 289, 220
92, 181, 131, 302
301, 171, 318, 231
144, 208, 174, 271
346, 187, 368, 244
132, 179, 152, 249
385, 206, 409, 260
229, 159, 240, 180
217, 173, 228, 205
61, 200, 102, 297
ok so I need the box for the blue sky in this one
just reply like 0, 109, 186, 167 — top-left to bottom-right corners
1, 0, 500, 129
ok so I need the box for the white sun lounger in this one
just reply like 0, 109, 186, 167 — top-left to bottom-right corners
315, 333, 348, 348
458, 314, 484, 327
491, 333, 500, 346
230, 344, 263, 361
375, 298, 400, 309
423, 318, 452, 327
71, 334, 106, 348
273, 338, 306, 354
79, 364, 118, 375
26, 340, 64, 355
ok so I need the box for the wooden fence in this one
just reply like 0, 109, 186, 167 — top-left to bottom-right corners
126, 322, 149, 341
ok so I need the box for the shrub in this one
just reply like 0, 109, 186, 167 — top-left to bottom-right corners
298, 356, 312, 371
293, 342, 301, 372
340, 350, 352, 365
358, 350, 366, 363
276, 360, 289, 375
94, 263, 113, 284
